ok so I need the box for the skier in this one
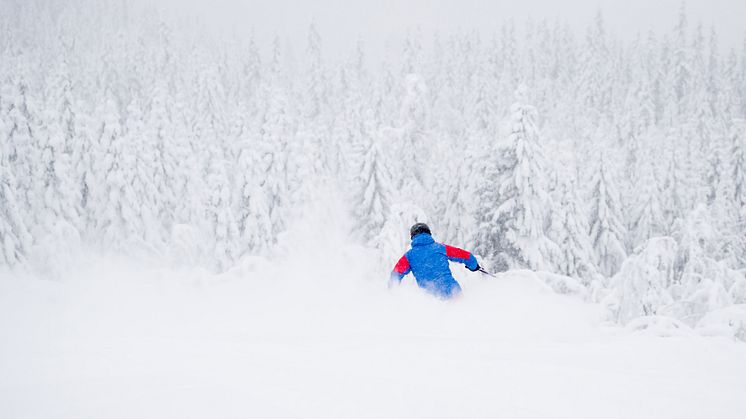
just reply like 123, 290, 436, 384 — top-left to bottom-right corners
390, 223, 481, 299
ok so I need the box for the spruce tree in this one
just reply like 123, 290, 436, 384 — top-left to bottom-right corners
474, 87, 558, 271
588, 152, 627, 278
550, 177, 600, 285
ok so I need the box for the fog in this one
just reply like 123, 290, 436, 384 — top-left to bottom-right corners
150, 0, 746, 61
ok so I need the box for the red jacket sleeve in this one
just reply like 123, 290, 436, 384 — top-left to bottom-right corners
444, 245, 479, 270
391, 255, 411, 281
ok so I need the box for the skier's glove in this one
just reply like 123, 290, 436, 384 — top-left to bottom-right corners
468, 263, 480, 272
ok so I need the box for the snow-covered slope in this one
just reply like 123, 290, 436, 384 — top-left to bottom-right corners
2, 223, 745, 419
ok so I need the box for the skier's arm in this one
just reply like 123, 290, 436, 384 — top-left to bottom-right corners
444, 245, 479, 271
390, 255, 411, 282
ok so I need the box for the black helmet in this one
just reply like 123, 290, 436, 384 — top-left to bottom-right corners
410, 223, 431, 239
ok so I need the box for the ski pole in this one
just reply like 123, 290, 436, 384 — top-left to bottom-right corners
477, 267, 497, 278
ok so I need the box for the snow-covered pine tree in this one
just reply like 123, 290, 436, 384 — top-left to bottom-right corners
706, 27, 721, 116
331, 40, 368, 187
685, 25, 715, 208
671, 206, 733, 324
92, 95, 131, 249
578, 11, 611, 121
3, 68, 42, 237
68, 95, 97, 239
294, 23, 329, 187
588, 151, 627, 278
473, 146, 512, 271
240, 34, 262, 102
437, 56, 498, 245
37, 58, 81, 236
122, 96, 162, 247
236, 137, 273, 256
0, 162, 31, 267
606, 237, 676, 324
257, 38, 294, 240
707, 130, 740, 266
144, 75, 178, 237
439, 156, 474, 246
394, 72, 430, 207
724, 120, 746, 266
672, 2, 691, 122
721, 49, 741, 120
353, 112, 393, 247
549, 176, 600, 286
474, 87, 559, 271
497, 21, 519, 100
0, 78, 32, 266
656, 36, 678, 126
630, 151, 667, 248
204, 142, 239, 271
231, 94, 273, 257
740, 37, 746, 118
660, 127, 690, 233
730, 120, 746, 214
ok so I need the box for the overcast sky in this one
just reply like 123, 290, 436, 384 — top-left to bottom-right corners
154, 0, 745, 59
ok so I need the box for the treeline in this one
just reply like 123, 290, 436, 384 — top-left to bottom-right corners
1, 1, 745, 330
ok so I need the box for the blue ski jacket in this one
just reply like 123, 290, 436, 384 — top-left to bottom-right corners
390, 233, 479, 299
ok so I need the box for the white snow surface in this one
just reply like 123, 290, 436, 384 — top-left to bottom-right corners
2, 210, 745, 419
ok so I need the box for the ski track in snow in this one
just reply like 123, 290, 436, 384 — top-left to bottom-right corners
1, 211, 745, 419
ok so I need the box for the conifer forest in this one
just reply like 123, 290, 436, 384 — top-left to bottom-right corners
2, 2, 746, 415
